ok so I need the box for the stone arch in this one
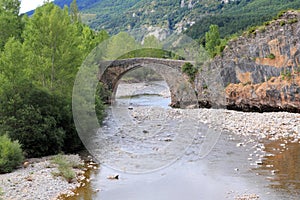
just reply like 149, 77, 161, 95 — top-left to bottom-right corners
98, 58, 197, 108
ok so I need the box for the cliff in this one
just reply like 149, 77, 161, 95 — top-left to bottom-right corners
197, 10, 300, 112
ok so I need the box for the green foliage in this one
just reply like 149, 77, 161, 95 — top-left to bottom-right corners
51, 154, 78, 183
54, 0, 300, 41
205, 25, 221, 58
0, 134, 24, 174
267, 53, 276, 59
288, 18, 298, 24
77, 0, 222, 34
279, 20, 286, 26
281, 70, 292, 80
95, 83, 107, 124
0, 84, 67, 157
0, 37, 27, 87
22, 3, 82, 94
185, 0, 300, 40
70, 0, 81, 23
0, 0, 22, 49
0, 2, 110, 158
104, 32, 139, 60
143, 35, 162, 49
182, 62, 197, 82
118, 48, 183, 60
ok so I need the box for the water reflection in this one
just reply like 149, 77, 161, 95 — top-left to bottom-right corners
59, 166, 96, 200
258, 140, 300, 195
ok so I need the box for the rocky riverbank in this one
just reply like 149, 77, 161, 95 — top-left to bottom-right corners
0, 154, 97, 200
130, 107, 300, 142
0, 107, 299, 200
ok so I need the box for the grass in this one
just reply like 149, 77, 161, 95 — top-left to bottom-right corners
51, 154, 82, 183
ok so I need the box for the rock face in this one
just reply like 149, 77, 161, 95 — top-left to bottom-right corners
197, 10, 300, 112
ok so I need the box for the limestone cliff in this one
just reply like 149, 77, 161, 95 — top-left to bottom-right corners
197, 10, 300, 112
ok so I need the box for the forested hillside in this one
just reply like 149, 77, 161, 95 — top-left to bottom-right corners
52, 0, 300, 40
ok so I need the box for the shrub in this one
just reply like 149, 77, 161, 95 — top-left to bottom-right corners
287, 19, 298, 24
51, 154, 77, 183
281, 70, 292, 80
0, 84, 83, 157
267, 53, 275, 59
182, 62, 198, 82
0, 134, 24, 173
279, 21, 286, 26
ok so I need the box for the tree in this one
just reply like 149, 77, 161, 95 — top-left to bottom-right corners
0, 1, 109, 158
79, 25, 109, 54
22, 3, 82, 94
0, 0, 20, 15
105, 32, 139, 60
70, 0, 81, 23
0, 37, 27, 89
205, 24, 221, 58
0, 0, 22, 49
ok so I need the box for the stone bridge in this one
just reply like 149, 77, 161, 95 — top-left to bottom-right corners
98, 58, 197, 108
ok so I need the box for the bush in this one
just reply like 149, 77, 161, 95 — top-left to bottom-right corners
0, 84, 83, 157
51, 154, 78, 183
0, 134, 24, 173
267, 53, 276, 59
182, 62, 198, 82
281, 70, 292, 80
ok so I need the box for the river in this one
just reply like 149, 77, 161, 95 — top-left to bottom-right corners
62, 81, 300, 200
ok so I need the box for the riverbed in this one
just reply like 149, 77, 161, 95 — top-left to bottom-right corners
64, 81, 300, 200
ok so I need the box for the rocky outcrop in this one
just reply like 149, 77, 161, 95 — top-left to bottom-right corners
197, 10, 300, 112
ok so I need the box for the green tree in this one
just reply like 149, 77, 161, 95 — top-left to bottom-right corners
22, 3, 82, 94
105, 32, 139, 60
79, 25, 109, 54
70, 0, 81, 23
0, 1, 109, 158
0, 0, 22, 49
205, 24, 221, 58
0, 37, 27, 89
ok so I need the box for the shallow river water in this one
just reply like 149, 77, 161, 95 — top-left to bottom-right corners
63, 81, 300, 200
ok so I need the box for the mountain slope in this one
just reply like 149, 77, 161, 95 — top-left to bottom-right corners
52, 0, 300, 40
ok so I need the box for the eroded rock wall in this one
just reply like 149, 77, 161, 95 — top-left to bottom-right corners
197, 10, 300, 112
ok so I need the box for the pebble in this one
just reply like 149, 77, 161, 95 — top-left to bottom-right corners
0, 155, 86, 200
